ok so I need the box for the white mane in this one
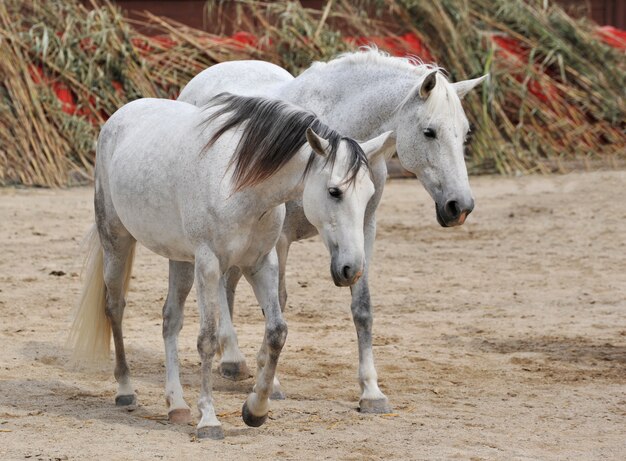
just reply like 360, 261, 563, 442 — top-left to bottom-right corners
310, 46, 446, 79
308, 46, 465, 131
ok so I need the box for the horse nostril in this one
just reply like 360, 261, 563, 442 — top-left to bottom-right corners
342, 265, 351, 280
445, 200, 461, 220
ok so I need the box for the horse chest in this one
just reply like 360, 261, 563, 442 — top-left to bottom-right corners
222, 207, 285, 269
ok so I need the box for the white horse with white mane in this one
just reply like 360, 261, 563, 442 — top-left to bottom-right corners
69, 92, 394, 439
178, 49, 487, 413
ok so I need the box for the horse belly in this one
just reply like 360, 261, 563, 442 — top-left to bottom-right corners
107, 155, 195, 262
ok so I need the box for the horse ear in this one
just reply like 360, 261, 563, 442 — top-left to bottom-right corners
453, 74, 488, 99
306, 127, 330, 157
419, 70, 438, 99
360, 131, 396, 163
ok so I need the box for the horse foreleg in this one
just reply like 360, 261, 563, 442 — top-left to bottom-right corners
241, 250, 288, 427
194, 247, 224, 440
163, 260, 194, 424
350, 218, 392, 414
217, 266, 251, 381
267, 234, 291, 400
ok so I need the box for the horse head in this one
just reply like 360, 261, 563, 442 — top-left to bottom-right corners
394, 71, 487, 227
303, 128, 395, 286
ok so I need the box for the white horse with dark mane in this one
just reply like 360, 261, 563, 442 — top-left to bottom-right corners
178, 48, 487, 412
69, 93, 394, 439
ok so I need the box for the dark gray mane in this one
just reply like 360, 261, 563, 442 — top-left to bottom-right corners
202, 93, 368, 192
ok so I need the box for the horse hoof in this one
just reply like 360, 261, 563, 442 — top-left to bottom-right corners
115, 394, 136, 406
168, 408, 192, 424
270, 389, 286, 400
359, 397, 392, 414
241, 401, 268, 428
218, 361, 251, 381
197, 425, 224, 440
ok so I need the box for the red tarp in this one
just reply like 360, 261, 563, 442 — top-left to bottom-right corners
31, 29, 624, 124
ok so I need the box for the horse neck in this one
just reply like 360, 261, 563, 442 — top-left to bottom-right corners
280, 63, 418, 139
238, 146, 309, 210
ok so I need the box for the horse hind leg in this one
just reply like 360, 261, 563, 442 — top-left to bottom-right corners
163, 260, 194, 423
101, 235, 136, 406
104, 243, 137, 406
95, 190, 137, 406
216, 266, 251, 381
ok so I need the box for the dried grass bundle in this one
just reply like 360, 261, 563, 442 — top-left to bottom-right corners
222, 0, 625, 174
0, 0, 624, 186
0, 0, 248, 186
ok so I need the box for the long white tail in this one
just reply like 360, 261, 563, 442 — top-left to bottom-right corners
68, 225, 135, 364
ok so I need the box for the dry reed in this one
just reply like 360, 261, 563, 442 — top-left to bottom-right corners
0, 0, 624, 186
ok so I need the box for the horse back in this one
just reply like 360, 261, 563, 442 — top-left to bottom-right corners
178, 60, 294, 106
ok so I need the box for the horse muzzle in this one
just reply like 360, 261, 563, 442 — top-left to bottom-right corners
436, 197, 474, 227
330, 256, 364, 287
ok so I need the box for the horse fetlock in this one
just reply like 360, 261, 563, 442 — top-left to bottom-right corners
360, 380, 385, 399
197, 397, 221, 431
113, 364, 131, 382
246, 393, 269, 415
114, 369, 133, 398
165, 389, 188, 409
242, 393, 269, 428
358, 365, 379, 385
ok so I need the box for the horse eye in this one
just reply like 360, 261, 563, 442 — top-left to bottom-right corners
328, 187, 343, 199
423, 128, 437, 139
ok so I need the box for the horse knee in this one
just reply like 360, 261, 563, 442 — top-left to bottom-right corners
197, 328, 218, 358
266, 321, 288, 355
351, 308, 372, 330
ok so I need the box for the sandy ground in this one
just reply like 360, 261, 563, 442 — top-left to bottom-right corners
0, 171, 625, 460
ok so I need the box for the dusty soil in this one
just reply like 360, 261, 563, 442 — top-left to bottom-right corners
1, 171, 625, 461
